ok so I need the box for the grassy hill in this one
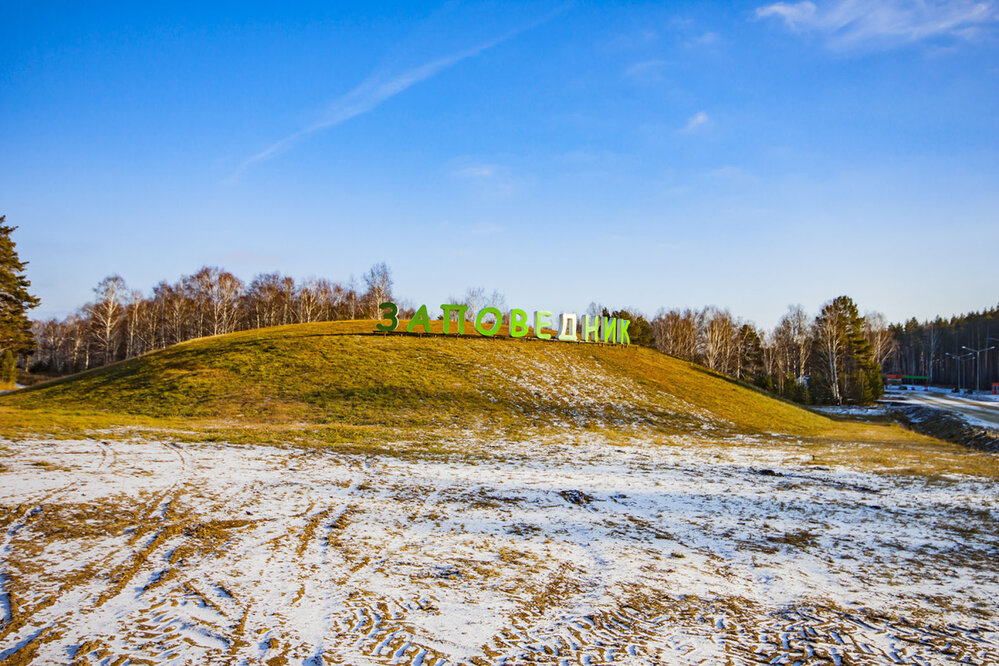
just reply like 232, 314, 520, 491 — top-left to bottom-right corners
4, 320, 879, 436
2, 319, 990, 475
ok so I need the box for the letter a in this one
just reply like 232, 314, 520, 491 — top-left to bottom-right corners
407, 304, 432, 334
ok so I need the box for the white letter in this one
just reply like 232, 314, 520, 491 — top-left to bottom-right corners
581, 314, 599, 342
557, 313, 578, 341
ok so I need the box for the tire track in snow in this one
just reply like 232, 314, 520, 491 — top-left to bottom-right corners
3, 438, 997, 665
0, 439, 108, 656
4, 439, 200, 664
320, 479, 462, 665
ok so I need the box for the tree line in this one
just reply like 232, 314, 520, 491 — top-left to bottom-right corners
24, 265, 892, 405
28, 263, 394, 374
607, 296, 886, 405
882, 306, 999, 392
6, 215, 996, 403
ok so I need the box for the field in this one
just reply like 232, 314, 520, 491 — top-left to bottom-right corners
1, 322, 997, 664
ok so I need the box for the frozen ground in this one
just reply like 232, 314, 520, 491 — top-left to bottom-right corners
810, 406, 889, 417
1, 435, 997, 665
884, 388, 999, 430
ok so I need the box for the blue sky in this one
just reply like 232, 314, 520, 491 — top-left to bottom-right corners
2, 1, 998, 328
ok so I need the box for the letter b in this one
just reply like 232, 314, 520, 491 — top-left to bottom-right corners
509, 309, 529, 338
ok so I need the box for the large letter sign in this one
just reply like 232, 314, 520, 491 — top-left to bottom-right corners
440, 304, 468, 334
534, 311, 553, 340
375, 303, 631, 345
377, 302, 398, 332
510, 309, 529, 338
474, 307, 503, 336
557, 313, 578, 342
581, 315, 599, 343
406, 304, 432, 333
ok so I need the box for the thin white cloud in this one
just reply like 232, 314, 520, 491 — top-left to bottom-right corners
624, 59, 668, 82
468, 221, 504, 235
693, 31, 720, 45
231, 13, 557, 180
707, 165, 745, 178
756, 0, 998, 50
682, 111, 710, 132
452, 165, 497, 179
605, 29, 659, 50
450, 162, 516, 197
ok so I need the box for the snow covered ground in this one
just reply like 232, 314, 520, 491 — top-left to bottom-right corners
810, 406, 888, 417
886, 385, 999, 403
1, 435, 997, 664
884, 387, 999, 429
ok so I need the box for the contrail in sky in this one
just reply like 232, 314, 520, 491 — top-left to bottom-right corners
230, 10, 560, 181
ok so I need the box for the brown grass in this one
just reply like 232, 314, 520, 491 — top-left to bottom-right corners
0, 319, 990, 479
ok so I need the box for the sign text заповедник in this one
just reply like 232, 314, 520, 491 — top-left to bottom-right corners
375, 302, 631, 345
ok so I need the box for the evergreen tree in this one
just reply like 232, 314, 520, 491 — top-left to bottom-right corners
737, 324, 764, 381
0, 349, 15, 383
810, 296, 881, 404
0, 217, 40, 356
611, 309, 653, 347
755, 374, 775, 393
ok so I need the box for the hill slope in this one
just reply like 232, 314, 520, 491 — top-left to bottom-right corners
6, 331, 997, 666
6, 319, 842, 438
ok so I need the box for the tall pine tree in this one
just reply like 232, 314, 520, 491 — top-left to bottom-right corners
810, 296, 882, 404
0, 216, 40, 357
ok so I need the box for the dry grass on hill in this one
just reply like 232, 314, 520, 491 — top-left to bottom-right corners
1, 319, 993, 477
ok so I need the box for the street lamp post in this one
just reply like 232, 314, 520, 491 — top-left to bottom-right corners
946, 352, 974, 392
962, 345, 996, 395
989, 338, 999, 394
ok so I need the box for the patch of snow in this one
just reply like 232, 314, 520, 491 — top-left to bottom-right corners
0, 435, 995, 664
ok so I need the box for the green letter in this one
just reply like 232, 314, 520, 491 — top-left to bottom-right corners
535, 311, 553, 340
376, 302, 399, 332
474, 307, 502, 336
440, 304, 468, 335
601, 317, 617, 343
510, 309, 529, 338
618, 319, 630, 345
406, 304, 432, 333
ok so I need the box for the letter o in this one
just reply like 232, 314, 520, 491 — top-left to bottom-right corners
474, 307, 503, 337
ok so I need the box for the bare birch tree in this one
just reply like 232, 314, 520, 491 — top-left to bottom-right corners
813, 301, 847, 404
863, 311, 894, 369
88, 275, 127, 365
362, 263, 393, 317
